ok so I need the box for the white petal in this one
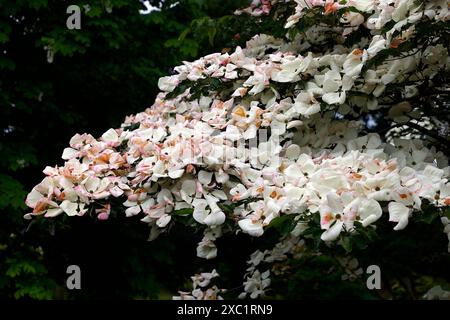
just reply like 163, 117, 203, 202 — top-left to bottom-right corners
359, 199, 382, 227
25, 189, 44, 208
225, 125, 241, 141
388, 202, 410, 230
326, 193, 343, 212
110, 186, 124, 197
58, 177, 74, 189
62, 148, 78, 160
69, 133, 84, 148
215, 171, 229, 184
197, 243, 217, 260
60, 200, 80, 216
243, 125, 257, 140
101, 128, 119, 143
287, 118, 304, 129
156, 214, 171, 228
238, 219, 264, 237
158, 75, 178, 92
320, 220, 344, 241
140, 198, 155, 212
157, 189, 173, 204
125, 205, 141, 217
193, 199, 209, 224
44, 208, 64, 218
285, 144, 301, 160
285, 164, 303, 180
423, 165, 444, 182
84, 177, 100, 192
198, 171, 213, 185
24, 213, 33, 220
43, 166, 59, 176
203, 211, 226, 226
181, 179, 196, 196
168, 168, 184, 179
123, 200, 138, 207
322, 91, 346, 105
211, 190, 228, 200
441, 184, 450, 198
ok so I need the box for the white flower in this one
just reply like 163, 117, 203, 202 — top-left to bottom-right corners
240, 269, 271, 299
60, 200, 86, 217
321, 220, 345, 241
293, 91, 321, 116
358, 199, 383, 227
191, 269, 220, 288
343, 49, 366, 78
347, 133, 382, 151
272, 55, 312, 82
123, 193, 154, 217
319, 193, 358, 241
77, 176, 111, 200
197, 238, 218, 259
322, 69, 342, 93
192, 195, 226, 227
423, 286, 450, 300
367, 35, 387, 58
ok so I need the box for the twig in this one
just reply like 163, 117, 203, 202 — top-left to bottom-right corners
404, 121, 450, 146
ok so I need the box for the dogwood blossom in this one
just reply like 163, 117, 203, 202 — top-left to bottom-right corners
25, 0, 450, 299
173, 269, 225, 300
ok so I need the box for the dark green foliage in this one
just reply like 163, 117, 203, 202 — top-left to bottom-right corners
0, 0, 249, 300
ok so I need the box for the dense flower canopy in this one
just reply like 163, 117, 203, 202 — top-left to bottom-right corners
25, 0, 450, 299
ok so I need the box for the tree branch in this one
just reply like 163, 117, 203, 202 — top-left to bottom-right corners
404, 121, 450, 147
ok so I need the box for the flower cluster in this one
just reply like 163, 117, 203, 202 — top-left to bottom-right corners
25, 0, 450, 299
237, 235, 305, 298
173, 269, 225, 300
423, 285, 450, 300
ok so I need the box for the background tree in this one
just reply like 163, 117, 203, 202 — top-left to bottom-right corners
0, 0, 248, 299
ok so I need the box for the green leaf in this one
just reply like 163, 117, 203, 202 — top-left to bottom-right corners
443, 207, 450, 220
172, 208, 194, 216
341, 236, 353, 253
0, 174, 27, 210
218, 203, 234, 215
416, 210, 439, 224
267, 215, 296, 235
207, 27, 217, 46
178, 28, 191, 41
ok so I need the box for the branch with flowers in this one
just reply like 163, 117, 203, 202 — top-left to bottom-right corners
25, 0, 450, 299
